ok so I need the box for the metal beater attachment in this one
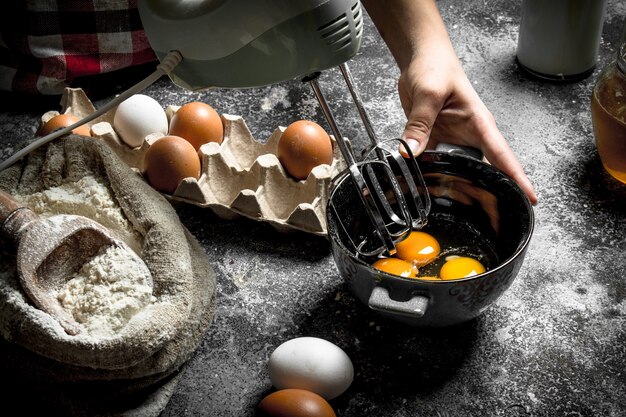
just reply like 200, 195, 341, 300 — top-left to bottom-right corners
304, 64, 431, 257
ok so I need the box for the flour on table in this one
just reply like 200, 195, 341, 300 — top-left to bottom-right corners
16, 175, 142, 254
57, 245, 155, 338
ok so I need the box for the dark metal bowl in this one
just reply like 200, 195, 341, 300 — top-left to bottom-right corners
327, 150, 534, 326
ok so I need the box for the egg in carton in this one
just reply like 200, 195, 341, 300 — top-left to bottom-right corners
47, 88, 346, 235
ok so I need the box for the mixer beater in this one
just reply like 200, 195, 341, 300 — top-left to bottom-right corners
305, 63, 431, 258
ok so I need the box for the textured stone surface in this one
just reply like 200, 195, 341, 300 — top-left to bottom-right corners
1, 1, 625, 416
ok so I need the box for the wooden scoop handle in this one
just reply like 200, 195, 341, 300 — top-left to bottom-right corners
0, 190, 38, 242
0, 189, 22, 223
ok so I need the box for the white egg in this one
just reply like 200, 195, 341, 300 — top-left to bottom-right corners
113, 94, 168, 148
268, 336, 354, 400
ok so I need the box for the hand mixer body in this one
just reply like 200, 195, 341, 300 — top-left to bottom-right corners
138, 0, 364, 89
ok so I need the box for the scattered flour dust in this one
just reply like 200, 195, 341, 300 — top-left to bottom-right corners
16, 175, 143, 253
495, 224, 626, 354
56, 244, 155, 338
260, 85, 291, 111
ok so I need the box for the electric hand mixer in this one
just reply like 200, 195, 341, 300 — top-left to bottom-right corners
1, 0, 431, 257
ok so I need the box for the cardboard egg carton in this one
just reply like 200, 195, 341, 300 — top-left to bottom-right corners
47, 88, 346, 235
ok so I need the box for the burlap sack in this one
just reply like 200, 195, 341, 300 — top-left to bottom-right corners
0, 135, 216, 415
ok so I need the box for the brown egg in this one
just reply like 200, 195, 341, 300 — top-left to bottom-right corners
168, 101, 223, 150
257, 389, 336, 417
277, 120, 333, 181
38, 113, 91, 137
143, 135, 201, 194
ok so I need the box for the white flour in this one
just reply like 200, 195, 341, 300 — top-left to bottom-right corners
57, 245, 155, 338
16, 175, 143, 253
15, 175, 153, 337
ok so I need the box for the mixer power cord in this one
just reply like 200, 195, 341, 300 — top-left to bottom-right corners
0, 50, 183, 173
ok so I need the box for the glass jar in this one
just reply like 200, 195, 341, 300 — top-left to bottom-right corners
517, 0, 607, 81
591, 28, 626, 184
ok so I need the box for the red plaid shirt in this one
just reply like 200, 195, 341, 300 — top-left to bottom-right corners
0, 0, 157, 95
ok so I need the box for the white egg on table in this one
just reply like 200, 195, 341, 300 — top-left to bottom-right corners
268, 336, 354, 400
113, 94, 168, 148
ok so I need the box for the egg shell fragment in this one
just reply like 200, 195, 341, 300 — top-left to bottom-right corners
268, 337, 354, 400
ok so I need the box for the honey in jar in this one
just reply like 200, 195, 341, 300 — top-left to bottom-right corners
591, 37, 626, 184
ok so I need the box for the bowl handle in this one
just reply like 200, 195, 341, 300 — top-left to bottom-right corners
367, 286, 429, 318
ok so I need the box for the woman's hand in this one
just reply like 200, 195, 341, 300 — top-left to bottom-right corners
362, 0, 537, 205
398, 48, 538, 205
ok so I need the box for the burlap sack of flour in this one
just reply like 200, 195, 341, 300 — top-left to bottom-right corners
0, 135, 216, 416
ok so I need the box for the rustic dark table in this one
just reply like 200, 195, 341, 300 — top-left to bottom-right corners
1, 1, 625, 416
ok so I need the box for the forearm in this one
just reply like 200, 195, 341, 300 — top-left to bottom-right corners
361, 0, 454, 71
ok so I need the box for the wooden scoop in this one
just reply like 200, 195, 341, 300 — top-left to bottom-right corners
0, 190, 148, 336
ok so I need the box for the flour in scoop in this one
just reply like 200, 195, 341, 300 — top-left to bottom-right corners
56, 245, 155, 338
16, 175, 143, 253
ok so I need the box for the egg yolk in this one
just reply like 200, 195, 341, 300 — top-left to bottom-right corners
372, 257, 417, 278
439, 256, 486, 280
395, 231, 441, 266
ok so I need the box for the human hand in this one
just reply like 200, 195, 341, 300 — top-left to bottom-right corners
397, 50, 538, 205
